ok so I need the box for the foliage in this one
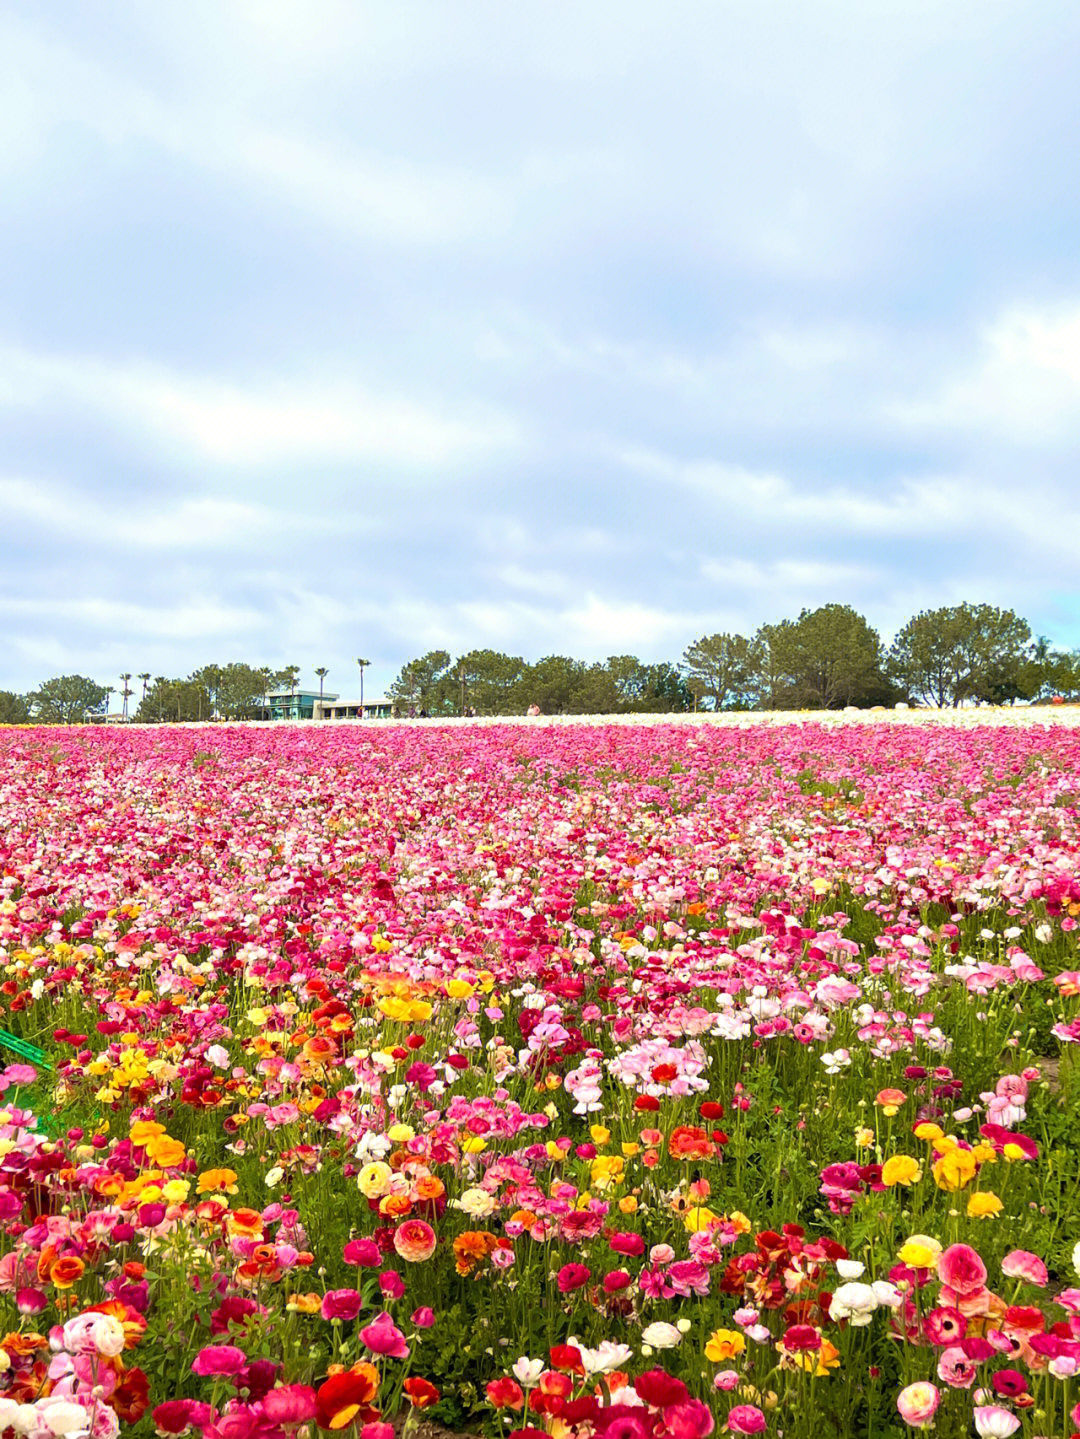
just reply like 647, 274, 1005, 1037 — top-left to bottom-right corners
757, 604, 892, 709
681, 632, 764, 709
888, 603, 1034, 707
0, 690, 31, 725
27, 674, 108, 723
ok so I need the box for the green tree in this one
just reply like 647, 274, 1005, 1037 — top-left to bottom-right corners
681, 632, 764, 709
888, 603, 1033, 707
757, 605, 888, 709
0, 691, 31, 725
389, 651, 452, 714
135, 677, 213, 723
29, 675, 108, 724
454, 650, 526, 715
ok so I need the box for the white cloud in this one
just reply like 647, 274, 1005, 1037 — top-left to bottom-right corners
890, 302, 1080, 444
0, 345, 516, 468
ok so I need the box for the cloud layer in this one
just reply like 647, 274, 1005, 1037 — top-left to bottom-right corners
2, 1, 1079, 698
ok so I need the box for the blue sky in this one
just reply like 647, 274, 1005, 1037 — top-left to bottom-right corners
2, 0, 1079, 700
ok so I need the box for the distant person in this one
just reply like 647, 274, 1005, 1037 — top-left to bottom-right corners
419, 708, 428, 719
527, 703, 541, 717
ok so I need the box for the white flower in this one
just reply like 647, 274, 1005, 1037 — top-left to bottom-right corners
90, 1314, 125, 1357
511, 1357, 545, 1386
835, 1259, 865, 1279
829, 1281, 879, 1325
205, 1044, 230, 1069
576, 1340, 633, 1375
640, 1322, 682, 1349
973, 1406, 1021, 1438
821, 1048, 851, 1073
38, 1401, 91, 1437
264, 1166, 284, 1188
1034, 923, 1053, 945
1073, 1238, 1080, 1280
455, 1187, 496, 1218
871, 1280, 903, 1309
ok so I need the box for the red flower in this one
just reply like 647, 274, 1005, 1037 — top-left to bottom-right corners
699, 1101, 724, 1120
634, 1095, 661, 1112
402, 1378, 440, 1409
549, 1344, 584, 1374
486, 1379, 525, 1410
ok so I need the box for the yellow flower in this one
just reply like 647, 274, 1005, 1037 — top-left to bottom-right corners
386, 1123, 415, 1143
357, 1162, 393, 1198
913, 1122, 944, 1142
590, 1125, 611, 1147
728, 1211, 752, 1235
446, 979, 476, 999
461, 1136, 487, 1155
1002, 1143, 1031, 1163
897, 1235, 942, 1269
971, 1143, 998, 1165
162, 1180, 191, 1203
932, 1147, 978, 1191
967, 1191, 1003, 1218
791, 1338, 841, 1376
705, 1329, 746, 1362
197, 1168, 239, 1195
129, 1120, 167, 1147
144, 1135, 186, 1168
854, 1126, 874, 1149
590, 1156, 625, 1189
881, 1154, 922, 1188
618, 1196, 639, 1214
684, 1206, 718, 1234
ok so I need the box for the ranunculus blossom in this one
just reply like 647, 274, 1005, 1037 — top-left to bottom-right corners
321, 1289, 363, 1322
359, 1312, 409, 1359
896, 1382, 940, 1428
725, 1405, 767, 1435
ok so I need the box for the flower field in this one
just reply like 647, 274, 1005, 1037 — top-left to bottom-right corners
1, 721, 1079, 1439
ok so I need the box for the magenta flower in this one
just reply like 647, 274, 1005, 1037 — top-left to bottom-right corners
726, 1405, 767, 1435
1000, 1249, 1048, 1286
343, 1238, 382, 1267
359, 1311, 409, 1359
556, 1262, 591, 1293
192, 1344, 248, 1378
321, 1289, 363, 1322
936, 1244, 987, 1296
258, 1385, 317, 1426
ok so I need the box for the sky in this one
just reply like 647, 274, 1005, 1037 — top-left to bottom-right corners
2, 0, 1079, 701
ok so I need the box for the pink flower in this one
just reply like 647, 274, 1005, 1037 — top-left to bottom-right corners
321, 1289, 363, 1322
896, 1382, 940, 1428
713, 1371, 740, 1392
726, 1406, 766, 1435
258, 1386, 317, 1426
663, 1401, 715, 1439
359, 1312, 409, 1359
972, 1407, 1020, 1438
343, 1238, 381, 1267
1000, 1249, 1048, 1286
936, 1345, 977, 1388
411, 1307, 435, 1328
556, 1263, 591, 1293
192, 1344, 248, 1378
609, 1232, 646, 1257
936, 1244, 987, 1296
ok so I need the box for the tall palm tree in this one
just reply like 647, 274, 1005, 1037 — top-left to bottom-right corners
356, 658, 370, 717
119, 674, 132, 720
315, 667, 329, 719
138, 673, 151, 710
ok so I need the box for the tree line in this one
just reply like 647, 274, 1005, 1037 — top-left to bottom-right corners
2, 603, 1078, 725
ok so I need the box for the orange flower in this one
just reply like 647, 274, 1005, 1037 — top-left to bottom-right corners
403, 1378, 440, 1409
287, 1292, 322, 1313
378, 1193, 413, 1219
225, 1208, 264, 1238
316, 1362, 380, 1431
453, 1229, 500, 1275
144, 1135, 186, 1168
128, 1120, 166, 1147
0, 1332, 48, 1357
50, 1256, 86, 1289
85, 1299, 146, 1349
414, 1175, 445, 1201
668, 1126, 716, 1161
197, 1168, 239, 1195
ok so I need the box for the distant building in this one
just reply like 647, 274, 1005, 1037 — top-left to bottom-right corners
265, 688, 339, 720
315, 695, 395, 720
